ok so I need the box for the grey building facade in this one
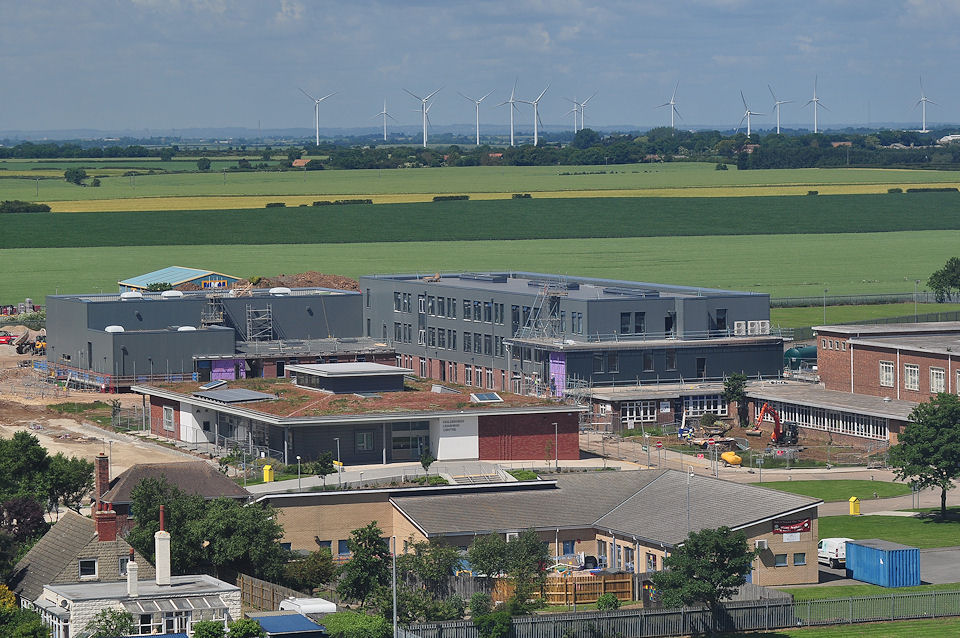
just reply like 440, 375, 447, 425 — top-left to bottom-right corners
360, 272, 780, 395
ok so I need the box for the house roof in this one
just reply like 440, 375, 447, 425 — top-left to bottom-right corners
814, 322, 960, 337
9, 511, 154, 602
747, 381, 918, 421
391, 470, 820, 546
118, 266, 238, 289
248, 613, 324, 634
102, 461, 250, 505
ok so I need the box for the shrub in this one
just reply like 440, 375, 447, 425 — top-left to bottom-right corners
433, 195, 470, 202
265, 202, 286, 208
313, 200, 333, 206
64, 168, 87, 185
305, 159, 325, 170
0, 200, 50, 213
333, 199, 373, 205
322, 611, 391, 638
596, 593, 621, 611
473, 611, 512, 638
196, 157, 212, 171
192, 620, 226, 638
469, 592, 493, 617
807, 190, 818, 196
715, 163, 728, 171
507, 469, 538, 481
512, 193, 532, 199
906, 187, 959, 193
887, 187, 903, 194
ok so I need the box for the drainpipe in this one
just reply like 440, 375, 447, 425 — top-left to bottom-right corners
896, 349, 901, 400
849, 342, 854, 393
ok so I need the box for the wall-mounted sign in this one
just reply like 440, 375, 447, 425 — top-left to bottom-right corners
772, 518, 811, 534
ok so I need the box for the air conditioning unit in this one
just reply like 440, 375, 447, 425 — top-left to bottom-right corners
733, 321, 747, 336
748, 321, 760, 335
758, 320, 771, 335
755, 539, 768, 550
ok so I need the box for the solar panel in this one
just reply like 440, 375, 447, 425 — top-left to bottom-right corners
198, 380, 227, 390
470, 392, 503, 403
192, 388, 276, 403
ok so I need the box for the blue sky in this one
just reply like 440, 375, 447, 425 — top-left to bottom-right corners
2, 0, 959, 133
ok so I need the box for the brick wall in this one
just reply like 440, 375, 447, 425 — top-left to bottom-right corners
817, 332, 852, 392
94, 454, 110, 502
742, 511, 819, 586
850, 345, 956, 401
477, 412, 579, 461
149, 395, 180, 439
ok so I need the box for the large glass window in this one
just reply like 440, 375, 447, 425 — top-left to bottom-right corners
904, 364, 920, 391
879, 361, 894, 387
622, 400, 657, 425
620, 312, 632, 334
931, 367, 946, 393
683, 395, 728, 416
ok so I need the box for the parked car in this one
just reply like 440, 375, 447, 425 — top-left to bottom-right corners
0, 332, 15, 345
818, 537, 853, 569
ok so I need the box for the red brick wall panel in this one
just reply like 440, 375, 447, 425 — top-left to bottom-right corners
478, 412, 579, 460
149, 395, 181, 439
817, 332, 852, 392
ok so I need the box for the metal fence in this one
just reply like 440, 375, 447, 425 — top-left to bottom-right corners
771, 291, 937, 308
792, 309, 960, 341
406, 590, 960, 638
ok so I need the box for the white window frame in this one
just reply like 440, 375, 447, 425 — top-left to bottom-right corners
931, 367, 946, 394
682, 394, 728, 417
879, 361, 894, 388
464, 366, 473, 386
904, 364, 920, 391
622, 400, 657, 425
162, 406, 175, 431
79, 558, 98, 579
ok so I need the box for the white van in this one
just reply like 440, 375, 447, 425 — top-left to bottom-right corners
818, 537, 853, 568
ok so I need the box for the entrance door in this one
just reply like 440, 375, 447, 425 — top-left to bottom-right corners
665, 312, 676, 338
696, 357, 706, 378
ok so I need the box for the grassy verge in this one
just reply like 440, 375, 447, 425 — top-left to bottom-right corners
48, 400, 113, 427
507, 469, 539, 481
819, 513, 960, 549
754, 480, 912, 502
718, 617, 960, 637
772, 303, 960, 328
781, 582, 960, 601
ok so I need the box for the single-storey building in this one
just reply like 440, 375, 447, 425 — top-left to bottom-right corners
119, 266, 242, 292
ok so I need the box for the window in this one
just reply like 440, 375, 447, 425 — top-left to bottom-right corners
474, 301, 482, 321
463, 333, 472, 352
474, 333, 482, 354
495, 303, 504, 325
484, 334, 492, 356
511, 305, 520, 333
634, 312, 645, 334
642, 352, 655, 372
607, 352, 619, 373
622, 400, 657, 424
495, 336, 504, 357
365, 288, 371, 308
646, 553, 658, 571
403, 293, 412, 312
821, 338, 827, 348
904, 364, 920, 391
484, 301, 493, 323
561, 540, 576, 556
666, 349, 677, 371
683, 394, 728, 416
338, 540, 350, 556
417, 329, 425, 346
879, 361, 894, 387
464, 366, 473, 386
475, 367, 483, 388
79, 558, 97, 579
571, 312, 583, 334
437, 296, 444, 315
841, 341, 847, 351
162, 406, 175, 431
317, 540, 332, 550
428, 328, 436, 347
427, 296, 435, 315
486, 368, 494, 389
355, 431, 374, 452
620, 312, 632, 334
715, 308, 727, 332
119, 556, 130, 576
931, 367, 946, 393
366, 318, 371, 337
438, 329, 446, 349
463, 299, 472, 320
449, 330, 457, 351
419, 358, 427, 377
793, 552, 806, 566
593, 354, 604, 373
394, 292, 402, 312
418, 295, 425, 313
774, 553, 788, 567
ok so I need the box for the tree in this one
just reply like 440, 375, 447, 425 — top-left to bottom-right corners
928, 257, 960, 302
420, 452, 435, 477
309, 451, 335, 489
889, 393, 960, 517
572, 128, 601, 149
191, 620, 225, 638
467, 533, 508, 578
722, 373, 749, 427
196, 157, 212, 171
46, 453, 94, 513
237, 158, 252, 169
284, 546, 337, 592
63, 168, 87, 185
83, 609, 135, 638
227, 618, 266, 638
287, 148, 303, 162
504, 529, 548, 614
337, 522, 391, 607
0, 432, 50, 503
321, 611, 390, 638
1, 497, 46, 542
0, 606, 48, 638
127, 477, 206, 575
159, 148, 175, 161
146, 282, 173, 292
305, 159, 324, 170
652, 527, 756, 634
379, 538, 465, 622
596, 592, 620, 610
200, 498, 289, 581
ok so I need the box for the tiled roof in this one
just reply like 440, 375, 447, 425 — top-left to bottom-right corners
102, 461, 250, 505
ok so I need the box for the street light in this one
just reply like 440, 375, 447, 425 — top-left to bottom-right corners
553, 422, 559, 470
687, 469, 694, 534
915, 279, 920, 322
822, 289, 828, 325
334, 438, 341, 488
296, 456, 302, 492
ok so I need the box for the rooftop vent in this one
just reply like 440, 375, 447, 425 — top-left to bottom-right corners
120, 291, 143, 301
160, 290, 184, 299
431, 384, 461, 394
104, 325, 125, 333
198, 380, 227, 390
177, 326, 197, 332
459, 273, 508, 283
269, 287, 291, 296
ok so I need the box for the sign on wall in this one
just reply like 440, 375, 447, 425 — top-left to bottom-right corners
772, 519, 811, 534
659, 401, 671, 413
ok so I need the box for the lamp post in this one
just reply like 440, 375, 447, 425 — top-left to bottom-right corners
822, 289, 828, 324
687, 469, 693, 534
553, 422, 559, 470
296, 455, 302, 492
392, 536, 398, 638
915, 279, 920, 321
334, 438, 341, 488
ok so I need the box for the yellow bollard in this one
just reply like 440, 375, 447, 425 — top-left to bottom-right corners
263, 464, 274, 483
849, 496, 860, 516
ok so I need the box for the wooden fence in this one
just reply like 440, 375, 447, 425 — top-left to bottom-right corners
489, 573, 634, 606
237, 573, 307, 611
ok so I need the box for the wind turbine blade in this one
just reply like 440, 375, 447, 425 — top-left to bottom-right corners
737, 114, 747, 132
819, 102, 831, 112
317, 92, 337, 102
478, 89, 495, 102
581, 91, 597, 106
537, 110, 543, 129
671, 81, 679, 102
496, 100, 510, 107
403, 88, 423, 101
803, 99, 814, 108
928, 99, 939, 106
673, 106, 683, 120
564, 107, 577, 116
741, 90, 748, 110
387, 113, 399, 122
425, 86, 443, 101
510, 78, 518, 101
656, 102, 671, 109
768, 84, 778, 103
535, 84, 550, 102
299, 87, 317, 101
458, 91, 474, 102
914, 99, 923, 109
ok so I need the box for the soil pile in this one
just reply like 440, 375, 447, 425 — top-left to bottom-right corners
247, 271, 360, 291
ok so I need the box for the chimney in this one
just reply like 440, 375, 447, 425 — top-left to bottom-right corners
155, 505, 171, 586
94, 453, 110, 504
94, 502, 118, 542
127, 548, 139, 597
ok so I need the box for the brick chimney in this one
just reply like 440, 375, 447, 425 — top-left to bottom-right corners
94, 501, 118, 542
94, 453, 110, 504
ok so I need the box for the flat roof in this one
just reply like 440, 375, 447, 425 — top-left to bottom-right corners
286, 362, 413, 377
45, 574, 237, 601
51, 286, 356, 303
814, 322, 960, 336
571, 381, 727, 402
363, 272, 764, 300
746, 381, 918, 421
509, 335, 782, 351
848, 333, 960, 356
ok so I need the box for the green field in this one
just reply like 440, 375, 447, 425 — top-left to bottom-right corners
771, 303, 960, 328
3, 230, 958, 303
755, 480, 913, 502
5, 193, 960, 249
720, 618, 960, 637
3, 162, 960, 202
819, 514, 960, 549
781, 582, 960, 601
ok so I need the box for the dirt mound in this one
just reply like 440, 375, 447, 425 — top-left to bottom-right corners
247, 272, 360, 292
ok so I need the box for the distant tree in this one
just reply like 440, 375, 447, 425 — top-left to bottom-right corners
572, 128, 601, 149
159, 147, 175, 161
196, 157, 212, 171
722, 373, 749, 427
1, 497, 46, 542
420, 452, 435, 476
305, 159, 324, 170
337, 522, 391, 607
83, 609, 135, 638
261, 150, 272, 161
191, 620, 225, 638
287, 148, 303, 162
146, 282, 173, 292
928, 257, 960, 302
652, 527, 756, 635
63, 168, 87, 185
889, 393, 960, 517
46, 453, 94, 513
237, 158, 252, 169
284, 546, 337, 592
227, 618, 266, 638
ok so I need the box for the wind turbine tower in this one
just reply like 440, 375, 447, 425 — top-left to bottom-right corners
737, 91, 763, 137
299, 88, 337, 146
803, 77, 829, 134
768, 85, 793, 135
579, 91, 597, 131
564, 97, 581, 133
374, 99, 397, 142
657, 82, 681, 129
916, 76, 937, 133
459, 89, 495, 146
519, 85, 549, 146
404, 87, 442, 147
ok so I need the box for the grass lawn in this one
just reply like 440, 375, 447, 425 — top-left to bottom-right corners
780, 582, 960, 601
819, 513, 960, 549
772, 303, 960, 328
754, 480, 913, 502
48, 400, 114, 428
719, 617, 960, 637
4, 230, 960, 303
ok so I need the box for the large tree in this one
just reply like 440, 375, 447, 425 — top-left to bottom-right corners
928, 257, 960, 302
83, 609, 135, 638
652, 527, 755, 634
889, 393, 960, 517
337, 522, 391, 607
467, 529, 548, 614
722, 373, 748, 427
379, 538, 465, 623
46, 453, 94, 514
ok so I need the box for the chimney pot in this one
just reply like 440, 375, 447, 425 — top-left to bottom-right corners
95, 506, 117, 542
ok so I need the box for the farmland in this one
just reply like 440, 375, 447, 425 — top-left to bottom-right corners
771, 303, 960, 328
3, 230, 958, 302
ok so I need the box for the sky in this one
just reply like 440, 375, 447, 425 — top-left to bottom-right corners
2, 0, 960, 134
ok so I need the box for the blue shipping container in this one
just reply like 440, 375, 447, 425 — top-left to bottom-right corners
845, 539, 921, 587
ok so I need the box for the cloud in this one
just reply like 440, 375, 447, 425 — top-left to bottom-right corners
274, 0, 304, 25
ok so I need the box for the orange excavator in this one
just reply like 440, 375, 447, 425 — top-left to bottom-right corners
749, 403, 798, 446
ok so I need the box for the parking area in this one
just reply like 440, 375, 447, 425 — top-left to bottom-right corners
811, 547, 960, 586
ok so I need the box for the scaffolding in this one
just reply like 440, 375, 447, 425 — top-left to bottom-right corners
514, 279, 570, 340
245, 304, 274, 341
201, 295, 225, 326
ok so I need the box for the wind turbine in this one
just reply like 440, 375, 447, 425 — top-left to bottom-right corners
564, 97, 581, 133
736, 91, 763, 137
459, 89, 495, 146
404, 87, 442, 147
497, 79, 522, 146
579, 91, 597, 131
374, 99, 397, 142
657, 82, 681, 129
768, 84, 793, 135
518, 85, 549, 146
803, 76, 829, 134
915, 76, 937, 133
299, 88, 337, 146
